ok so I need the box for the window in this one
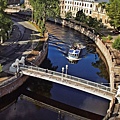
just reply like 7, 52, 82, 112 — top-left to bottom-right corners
86, 10, 88, 13
90, 4, 92, 7
90, 10, 92, 14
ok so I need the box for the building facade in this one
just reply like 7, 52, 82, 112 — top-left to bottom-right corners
59, 0, 110, 27
24, 0, 110, 27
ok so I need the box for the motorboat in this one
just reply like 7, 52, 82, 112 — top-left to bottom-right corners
66, 43, 81, 61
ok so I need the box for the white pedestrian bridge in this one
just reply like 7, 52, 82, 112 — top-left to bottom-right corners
20, 65, 116, 100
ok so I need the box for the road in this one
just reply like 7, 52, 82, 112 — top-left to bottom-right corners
0, 17, 40, 72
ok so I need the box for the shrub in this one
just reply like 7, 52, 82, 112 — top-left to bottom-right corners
112, 36, 120, 50
101, 36, 107, 42
101, 35, 113, 42
107, 35, 113, 40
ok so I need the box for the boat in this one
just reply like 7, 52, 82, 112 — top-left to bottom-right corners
66, 43, 81, 61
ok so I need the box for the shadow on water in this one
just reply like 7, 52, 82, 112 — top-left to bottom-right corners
22, 89, 104, 120
0, 80, 29, 112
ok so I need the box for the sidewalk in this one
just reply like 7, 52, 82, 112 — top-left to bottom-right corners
98, 27, 119, 60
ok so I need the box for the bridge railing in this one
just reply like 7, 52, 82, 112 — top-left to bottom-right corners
20, 65, 112, 92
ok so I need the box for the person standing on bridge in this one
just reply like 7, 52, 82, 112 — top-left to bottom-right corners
46, 69, 48, 73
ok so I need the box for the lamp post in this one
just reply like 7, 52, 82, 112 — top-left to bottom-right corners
65, 65, 68, 76
62, 67, 64, 81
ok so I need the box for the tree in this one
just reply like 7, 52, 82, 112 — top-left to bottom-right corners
75, 10, 87, 23
112, 36, 120, 50
29, 0, 60, 36
0, 0, 13, 43
65, 11, 72, 19
98, 2, 106, 13
106, 0, 120, 29
86, 16, 102, 30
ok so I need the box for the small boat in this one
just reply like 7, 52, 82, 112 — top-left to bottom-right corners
66, 43, 81, 61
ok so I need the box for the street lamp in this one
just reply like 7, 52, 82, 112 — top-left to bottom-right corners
62, 67, 64, 81
65, 65, 68, 76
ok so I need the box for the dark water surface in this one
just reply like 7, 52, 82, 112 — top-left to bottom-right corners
0, 22, 110, 120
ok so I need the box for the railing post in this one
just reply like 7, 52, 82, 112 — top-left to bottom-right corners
65, 65, 68, 77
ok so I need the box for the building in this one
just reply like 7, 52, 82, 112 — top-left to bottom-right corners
60, 0, 93, 18
23, 0, 110, 27
59, 0, 110, 27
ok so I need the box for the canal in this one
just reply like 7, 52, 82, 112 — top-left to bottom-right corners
0, 22, 110, 120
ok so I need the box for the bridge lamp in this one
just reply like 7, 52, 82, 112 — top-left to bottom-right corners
62, 67, 64, 80
65, 65, 68, 76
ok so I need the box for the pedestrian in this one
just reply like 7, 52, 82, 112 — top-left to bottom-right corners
46, 69, 48, 73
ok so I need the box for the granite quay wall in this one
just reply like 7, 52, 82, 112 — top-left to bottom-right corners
48, 18, 117, 91
0, 75, 28, 98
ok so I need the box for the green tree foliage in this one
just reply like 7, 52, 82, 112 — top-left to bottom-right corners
112, 36, 120, 50
75, 10, 102, 30
98, 2, 106, 11
29, 0, 60, 36
75, 10, 87, 23
0, 0, 12, 41
65, 11, 72, 19
106, 0, 120, 29
86, 16, 102, 30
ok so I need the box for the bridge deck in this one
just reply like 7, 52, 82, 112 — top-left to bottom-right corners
20, 65, 116, 100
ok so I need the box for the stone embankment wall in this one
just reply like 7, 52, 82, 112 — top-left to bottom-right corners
0, 75, 28, 97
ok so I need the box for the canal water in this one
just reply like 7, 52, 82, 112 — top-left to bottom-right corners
0, 22, 110, 120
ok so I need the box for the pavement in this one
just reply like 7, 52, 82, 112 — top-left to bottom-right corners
0, 17, 40, 81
